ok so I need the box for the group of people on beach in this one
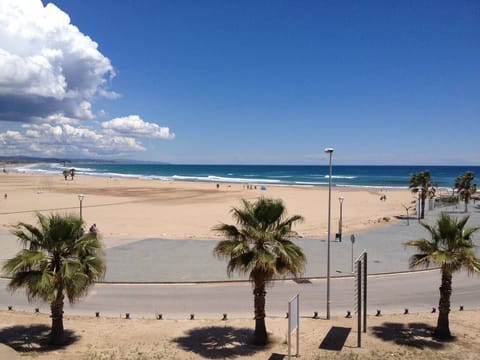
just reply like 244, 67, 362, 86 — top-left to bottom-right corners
79, 224, 98, 237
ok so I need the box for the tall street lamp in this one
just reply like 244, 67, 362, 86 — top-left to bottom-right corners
78, 194, 84, 221
338, 196, 344, 241
324, 147, 334, 320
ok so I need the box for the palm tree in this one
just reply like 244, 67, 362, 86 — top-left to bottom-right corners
2, 213, 105, 345
454, 171, 477, 213
213, 197, 306, 346
409, 170, 436, 219
404, 212, 480, 339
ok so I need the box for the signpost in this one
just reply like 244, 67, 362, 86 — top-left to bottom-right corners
350, 234, 356, 272
288, 294, 300, 359
354, 251, 367, 347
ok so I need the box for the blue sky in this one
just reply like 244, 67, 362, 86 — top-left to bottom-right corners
0, 0, 478, 165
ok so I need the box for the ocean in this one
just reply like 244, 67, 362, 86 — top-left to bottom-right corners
10, 162, 480, 189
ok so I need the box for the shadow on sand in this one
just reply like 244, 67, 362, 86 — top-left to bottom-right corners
394, 215, 418, 221
371, 322, 455, 349
319, 326, 351, 351
0, 324, 79, 353
173, 326, 269, 358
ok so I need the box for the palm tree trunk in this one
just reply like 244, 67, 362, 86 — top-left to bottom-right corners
420, 194, 426, 219
435, 267, 452, 339
50, 289, 65, 345
253, 283, 268, 345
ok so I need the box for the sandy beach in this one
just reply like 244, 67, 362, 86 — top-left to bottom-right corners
0, 171, 414, 248
1, 309, 480, 359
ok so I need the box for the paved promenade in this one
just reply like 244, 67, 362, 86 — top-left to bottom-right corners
1, 202, 479, 283
103, 202, 480, 282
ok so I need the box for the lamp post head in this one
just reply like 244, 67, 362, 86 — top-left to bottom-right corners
339, 196, 344, 204
78, 194, 84, 201
324, 147, 334, 154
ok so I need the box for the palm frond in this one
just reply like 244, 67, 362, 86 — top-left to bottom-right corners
462, 226, 480, 241
212, 223, 242, 239
2, 249, 47, 274
404, 238, 436, 254
227, 251, 255, 277
10, 222, 44, 250
214, 239, 245, 258
408, 254, 431, 269
8, 270, 53, 302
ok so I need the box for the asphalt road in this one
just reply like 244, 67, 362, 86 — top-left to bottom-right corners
1, 270, 479, 320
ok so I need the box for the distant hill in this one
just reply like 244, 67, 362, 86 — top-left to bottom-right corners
0, 156, 169, 165
0, 156, 70, 163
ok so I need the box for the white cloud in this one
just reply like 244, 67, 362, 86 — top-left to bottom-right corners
1, 116, 155, 157
0, 0, 115, 122
101, 115, 175, 139
0, 130, 28, 156
0, 130, 23, 142
0, 1, 176, 159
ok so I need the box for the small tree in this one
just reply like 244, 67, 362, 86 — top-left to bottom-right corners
2, 213, 105, 345
402, 203, 415, 225
405, 212, 480, 339
454, 171, 477, 213
213, 197, 306, 345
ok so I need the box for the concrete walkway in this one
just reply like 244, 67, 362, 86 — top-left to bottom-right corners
103, 203, 480, 282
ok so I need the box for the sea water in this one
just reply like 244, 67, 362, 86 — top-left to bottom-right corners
10, 162, 480, 189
